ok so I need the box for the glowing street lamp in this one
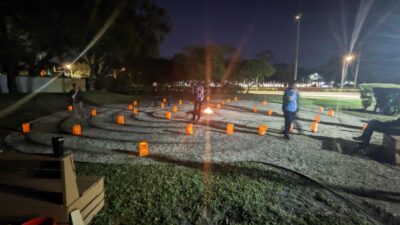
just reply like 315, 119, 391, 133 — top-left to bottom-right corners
345, 55, 355, 63
340, 54, 356, 89
64, 64, 72, 77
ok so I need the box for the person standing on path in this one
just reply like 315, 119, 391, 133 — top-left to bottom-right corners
282, 81, 300, 140
152, 82, 159, 107
70, 84, 84, 119
192, 81, 205, 121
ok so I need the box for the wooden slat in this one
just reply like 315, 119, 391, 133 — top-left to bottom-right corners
0, 192, 69, 223
62, 155, 79, 206
84, 201, 105, 225
80, 191, 104, 219
0, 192, 63, 208
0, 184, 63, 205
77, 176, 104, 195
0, 160, 61, 170
0, 177, 63, 193
383, 134, 400, 164
0, 161, 61, 179
0, 152, 72, 162
67, 177, 104, 210
70, 209, 85, 225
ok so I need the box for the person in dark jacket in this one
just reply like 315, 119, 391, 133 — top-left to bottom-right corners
352, 118, 400, 152
70, 84, 84, 119
282, 81, 300, 140
152, 83, 159, 107
192, 81, 205, 121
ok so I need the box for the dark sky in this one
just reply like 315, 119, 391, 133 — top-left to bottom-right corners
154, 0, 400, 82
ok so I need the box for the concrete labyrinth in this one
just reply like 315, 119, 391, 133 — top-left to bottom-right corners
4, 99, 400, 220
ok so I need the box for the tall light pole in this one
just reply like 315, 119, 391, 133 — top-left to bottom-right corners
294, 14, 301, 81
340, 54, 355, 89
353, 51, 361, 89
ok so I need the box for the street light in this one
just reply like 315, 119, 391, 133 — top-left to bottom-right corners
294, 14, 301, 81
340, 54, 356, 89
345, 55, 354, 63
64, 64, 72, 77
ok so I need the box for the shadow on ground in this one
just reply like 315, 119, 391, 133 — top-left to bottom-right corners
303, 134, 397, 164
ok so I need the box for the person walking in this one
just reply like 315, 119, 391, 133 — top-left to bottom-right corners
192, 81, 205, 121
352, 118, 400, 152
282, 81, 299, 140
70, 84, 84, 119
152, 82, 159, 107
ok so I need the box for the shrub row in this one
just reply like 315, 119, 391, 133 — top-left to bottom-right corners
359, 83, 400, 115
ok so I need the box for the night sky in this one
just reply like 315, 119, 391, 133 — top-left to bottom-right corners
154, 0, 400, 82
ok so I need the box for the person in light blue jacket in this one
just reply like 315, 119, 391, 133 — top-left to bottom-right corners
282, 81, 299, 140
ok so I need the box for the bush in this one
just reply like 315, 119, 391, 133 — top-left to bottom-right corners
359, 84, 374, 110
359, 83, 400, 114
95, 76, 146, 94
361, 97, 373, 110
219, 83, 244, 93
96, 77, 129, 93
359, 83, 400, 89
373, 88, 400, 115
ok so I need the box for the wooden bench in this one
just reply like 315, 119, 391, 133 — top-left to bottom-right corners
0, 152, 104, 225
383, 134, 400, 164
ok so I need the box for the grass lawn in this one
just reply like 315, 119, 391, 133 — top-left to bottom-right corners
77, 162, 371, 225
249, 94, 396, 121
0, 91, 391, 224
232, 93, 362, 109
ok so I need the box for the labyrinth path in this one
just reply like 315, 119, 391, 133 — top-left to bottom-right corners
4, 99, 400, 218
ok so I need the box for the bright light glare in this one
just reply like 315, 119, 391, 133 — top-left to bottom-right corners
204, 107, 213, 114
295, 14, 301, 20
65, 64, 72, 69
344, 55, 355, 62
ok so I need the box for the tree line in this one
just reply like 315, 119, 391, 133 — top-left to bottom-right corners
0, 0, 350, 94
0, 0, 170, 93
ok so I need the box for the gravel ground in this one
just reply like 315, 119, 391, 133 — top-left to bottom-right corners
4, 99, 400, 224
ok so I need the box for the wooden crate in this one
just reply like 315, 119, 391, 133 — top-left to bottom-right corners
383, 134, 400, 164
0, 152, 104, 224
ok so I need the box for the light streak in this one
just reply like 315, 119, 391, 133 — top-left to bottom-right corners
222, 21, 255, 81
349, 0, 374, 53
